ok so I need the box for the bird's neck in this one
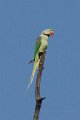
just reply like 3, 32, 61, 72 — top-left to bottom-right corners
40, 34, 48, 40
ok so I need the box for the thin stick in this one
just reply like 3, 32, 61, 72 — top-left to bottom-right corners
33, 51, 46, 120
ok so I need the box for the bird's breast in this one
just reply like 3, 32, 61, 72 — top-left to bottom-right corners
41, 39, 48, 48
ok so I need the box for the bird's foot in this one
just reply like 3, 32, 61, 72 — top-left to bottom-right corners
38, 66, 44, 71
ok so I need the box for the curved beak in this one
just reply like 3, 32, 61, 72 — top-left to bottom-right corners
50, 31, 54, 36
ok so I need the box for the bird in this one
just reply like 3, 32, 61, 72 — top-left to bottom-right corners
26, 28, 54, 93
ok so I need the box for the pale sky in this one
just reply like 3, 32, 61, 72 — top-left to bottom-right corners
0, 0, 80, 120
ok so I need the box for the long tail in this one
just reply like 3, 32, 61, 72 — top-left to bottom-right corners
25, 62, 37, 95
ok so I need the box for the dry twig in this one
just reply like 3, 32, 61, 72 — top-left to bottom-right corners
33, 51, 46, 120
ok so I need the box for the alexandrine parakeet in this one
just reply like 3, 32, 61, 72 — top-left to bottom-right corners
27, 28, 54, 92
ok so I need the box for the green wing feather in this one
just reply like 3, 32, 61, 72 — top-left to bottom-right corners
34, 36, 41, 61
26, 37, 42, 94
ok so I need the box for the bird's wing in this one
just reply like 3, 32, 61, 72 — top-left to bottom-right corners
34, 36, 41, 59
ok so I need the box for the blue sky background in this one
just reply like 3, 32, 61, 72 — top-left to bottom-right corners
0, 0, 80, 120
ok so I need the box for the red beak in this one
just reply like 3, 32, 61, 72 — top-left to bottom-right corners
50, 31, 54, 36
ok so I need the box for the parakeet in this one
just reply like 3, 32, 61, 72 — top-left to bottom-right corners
26, 28, 54, 93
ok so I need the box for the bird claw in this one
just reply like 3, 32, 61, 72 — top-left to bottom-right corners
39, 52, 44, 58
38, 66, 44, 71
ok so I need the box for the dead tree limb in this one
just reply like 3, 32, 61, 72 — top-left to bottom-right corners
33, 51, 46, 120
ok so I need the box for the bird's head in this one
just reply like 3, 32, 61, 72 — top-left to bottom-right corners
41, 28, 54, 37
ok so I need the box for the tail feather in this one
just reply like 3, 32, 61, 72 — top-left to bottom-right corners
25, 62, 37, 95
25, 75, 34, 95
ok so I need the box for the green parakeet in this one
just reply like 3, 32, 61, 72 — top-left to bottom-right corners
27, 28, 54, 92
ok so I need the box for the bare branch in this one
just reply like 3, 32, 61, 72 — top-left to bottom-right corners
33, 51, 46, 120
